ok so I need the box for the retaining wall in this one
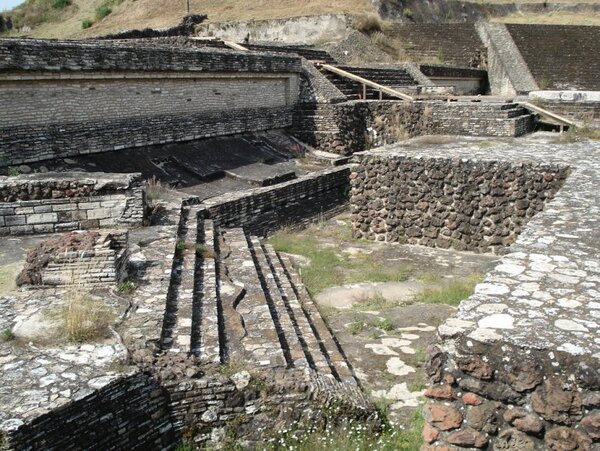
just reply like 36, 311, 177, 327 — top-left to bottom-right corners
4, 372, 175, 450
198, 166, 351, 236
0, 39, 301, 166
350, 150, 568, 253
293, 101, 533, 155
0, 173, 144, 235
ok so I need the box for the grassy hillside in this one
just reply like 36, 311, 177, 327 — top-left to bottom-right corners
2, 0, 599, 39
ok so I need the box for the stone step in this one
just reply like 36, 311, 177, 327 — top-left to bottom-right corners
248, 237, 310, 369
191, 220, 221, 363
262, 244, 335, 376
220, 228, 287, 368
276, 252, 358, 386
161, 206, 197, 353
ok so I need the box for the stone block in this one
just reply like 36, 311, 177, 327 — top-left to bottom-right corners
27, 213, 58, 224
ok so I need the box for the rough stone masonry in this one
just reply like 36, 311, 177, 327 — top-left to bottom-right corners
352, 137, 600, 449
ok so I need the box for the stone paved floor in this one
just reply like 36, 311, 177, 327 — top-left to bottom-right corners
372, 133, 600, 360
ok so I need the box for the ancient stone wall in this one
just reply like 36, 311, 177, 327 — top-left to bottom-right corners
198, 166, 351, 236
507, 24, 600, 91
0, 172, 144, 235
41, 230, 129, 286
350, 151, 568, 253
4, 372, 175, 450
0, 39, 301, 166
420, 139, 600, 449
293, 101, 533, 155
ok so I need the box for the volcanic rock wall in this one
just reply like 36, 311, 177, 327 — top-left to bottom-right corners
349, 150, 568, 253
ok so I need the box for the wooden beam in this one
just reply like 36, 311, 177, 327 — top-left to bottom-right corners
519, 101, 579, 127
321, 64, 414, 101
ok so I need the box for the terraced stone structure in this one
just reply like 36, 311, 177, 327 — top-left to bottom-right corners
1, 26, 599, 450
351, 139, 600, 449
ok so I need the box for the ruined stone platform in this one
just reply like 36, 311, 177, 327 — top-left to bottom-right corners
351, 135, 600, 449
0, 200, 371, 449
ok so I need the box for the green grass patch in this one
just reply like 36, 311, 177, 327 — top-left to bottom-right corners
415, 275, 482, 306
348, 315, 368, 335
268, 230, 411, 295
81, 18, 93, 29
372, 317, 394, 332
95, 5, 112, 20
352, 292, 403, 312
557, 125, 600, 143
52, 0, 71, 9
1, 329, 15, 342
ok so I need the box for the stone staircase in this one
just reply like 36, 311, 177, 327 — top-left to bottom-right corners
160, 206, 358, 385
244, 44, 338, 64
320, 65, 418, 100
387, 23, 485, 68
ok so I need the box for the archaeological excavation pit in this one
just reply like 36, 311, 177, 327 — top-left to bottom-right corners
0, 22, 598, 450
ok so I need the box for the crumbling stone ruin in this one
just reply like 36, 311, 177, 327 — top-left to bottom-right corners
0, 13, 598, 450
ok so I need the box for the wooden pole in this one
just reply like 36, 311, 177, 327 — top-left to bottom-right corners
186, 0, 190, 13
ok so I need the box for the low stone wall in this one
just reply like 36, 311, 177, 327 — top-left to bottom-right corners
529, 91, 600, 128
4, 372, 175, 450
293, 100, 533, 155
0, 173, 144, 235
198, 166, 351, 236
4, 366, 371, 450
350, 150, 568, 253
419, 64, 488, 95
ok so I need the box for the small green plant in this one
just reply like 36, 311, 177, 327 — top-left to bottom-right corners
95, 5, 112, 20
196, 244, 216, 259
7, 166, 20, 176
52, 0, 71, 9
1, 329, 15, 342
372, 317, 394, 332
403, 8, 414, 19
414, 347, 427, 367
348, 315, 367, 335
408, 379, 426, 392
176, 240, 188, 252
537, 77, 551, 90
174, 442, 194, 451
117, 279, 136, 294
81, 18, 93, 29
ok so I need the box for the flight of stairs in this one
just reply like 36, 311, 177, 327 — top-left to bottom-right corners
320, 65, 418, 100
160, 206, 358, 385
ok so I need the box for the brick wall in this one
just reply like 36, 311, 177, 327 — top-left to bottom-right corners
0, 74, 295, 128
198, 166, 351, 236
0, 173, 144, 235
41, 230, 129, 286
0, 39, 301, 166
5, 372, 175, 450
293, 100, 533, 155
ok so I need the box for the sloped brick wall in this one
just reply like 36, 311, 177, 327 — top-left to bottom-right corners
507, 24, 600, 91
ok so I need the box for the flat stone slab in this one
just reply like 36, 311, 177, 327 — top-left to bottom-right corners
368, 134, 600, 359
